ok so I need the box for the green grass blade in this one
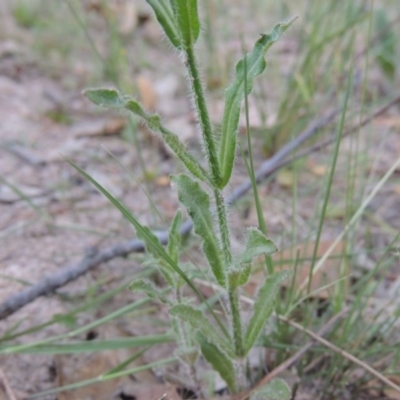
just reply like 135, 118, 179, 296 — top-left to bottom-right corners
171, 174, 225, 286
244, 270, 291, 354
218, 18, 296, 187
306, 52, 353, 294
3, 334, 173, 354
29, 357, 177, 398
170, 304, 235, 358
1, 298, 150, 354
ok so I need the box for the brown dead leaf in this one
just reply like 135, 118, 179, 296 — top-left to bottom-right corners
245, 240, 346, 299
137, 75, 157, 111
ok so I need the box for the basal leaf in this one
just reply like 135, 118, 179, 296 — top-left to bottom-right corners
244, 270, 291, 354
171, 174, 225, 286
170, 304, 235, 358
219, 18, 296, 187
168, 210, 182, 263
250, 378, 291, 400
83, 89, 208, 182
174, 0, 200, 49
196, 332, 237, 393
146, 0, 181, 49
239, 227, 278, 265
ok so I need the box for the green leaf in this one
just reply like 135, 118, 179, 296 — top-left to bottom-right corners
228, 264, 252, 289
170, 304, 235, 358
229, 228, 277, 289
146, 0, 181, 49
129, 279, 169, 304
173, 0, 200, 49
239, 228, 278, 265
84, 88, 124, 108
250, 379, 291, 400
83, 89, 208, 182
244, 270, 291, 354
168, 210, 182, 263
171, 174, 225, 286
196, 332, 237, 393
219, 18, 296, 187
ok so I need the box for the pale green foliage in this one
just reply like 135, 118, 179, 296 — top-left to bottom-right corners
250, 379, 291, 400
82, 0, 293, 395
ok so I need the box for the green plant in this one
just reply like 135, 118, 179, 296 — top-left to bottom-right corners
80, 1, 294, 396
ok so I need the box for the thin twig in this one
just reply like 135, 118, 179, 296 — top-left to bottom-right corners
0, 368, 18, 400
234, 308, 349, 400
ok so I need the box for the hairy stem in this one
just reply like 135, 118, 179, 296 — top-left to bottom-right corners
214, 188, 244, 362
185, 46, 221, 187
